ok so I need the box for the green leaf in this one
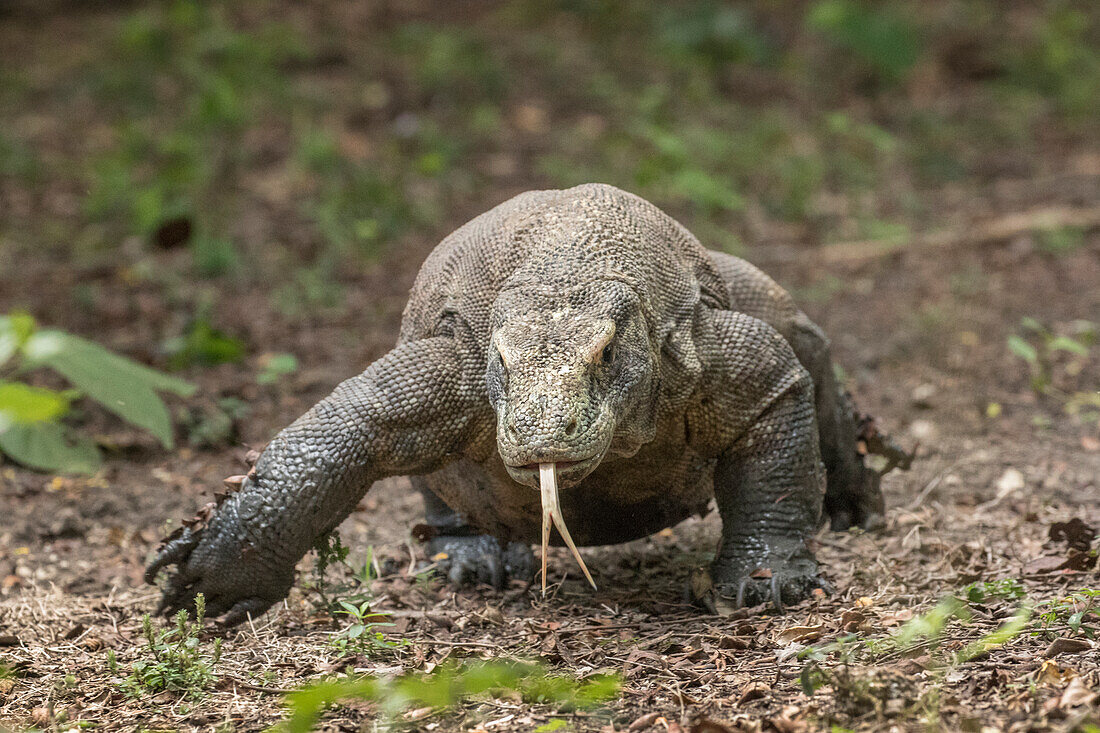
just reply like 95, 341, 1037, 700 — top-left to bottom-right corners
256, 352, 298, 385
23, 330, 195, 448
1007, 335, 1038, 364
1047, 336, 1089, 356
162, 320, 246, 370
1020, 316, 1046, 334
0, 421, 101, 474
0, 312, 37, 367
0, 382, 72, 428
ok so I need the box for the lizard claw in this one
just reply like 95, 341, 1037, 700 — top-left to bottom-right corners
426, 535, 534, 589
710, 569, 827, 613
693, 538, 830, 615
735, 578, 749, 610
144, 526, 202, 586
218, 597, 273, 628
145, 494, 295, 626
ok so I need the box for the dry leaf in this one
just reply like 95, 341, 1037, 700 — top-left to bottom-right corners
1036, 659, 1075, 685
1043, 638, 1092, 657
1059, 676, 1097, 708
776, 625, 824, 644
628, 712, 661, 731
1049, 518, 1096, 551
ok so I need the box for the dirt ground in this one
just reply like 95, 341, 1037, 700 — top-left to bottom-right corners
2, 2, 1100, 732
3, 188, 1099, 731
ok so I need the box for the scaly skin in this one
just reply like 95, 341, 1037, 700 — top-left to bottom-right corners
148, 184, 885, 623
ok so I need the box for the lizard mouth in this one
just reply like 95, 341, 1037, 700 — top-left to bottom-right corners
501, 456, 601, 594
537, 462, 597, 595
506, 453, 602, 488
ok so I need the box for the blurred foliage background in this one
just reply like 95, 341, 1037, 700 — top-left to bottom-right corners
1, 0, 1097, 361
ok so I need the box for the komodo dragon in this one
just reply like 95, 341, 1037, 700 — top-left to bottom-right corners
147, 183, 886, 625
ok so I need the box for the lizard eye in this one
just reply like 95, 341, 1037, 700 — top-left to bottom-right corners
601, 342, 615, 364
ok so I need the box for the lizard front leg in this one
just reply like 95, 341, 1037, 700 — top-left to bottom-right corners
689, 312, 827, 612
145, 336, 490, 625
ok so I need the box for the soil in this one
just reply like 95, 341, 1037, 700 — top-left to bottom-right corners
2, 4, 1100, 733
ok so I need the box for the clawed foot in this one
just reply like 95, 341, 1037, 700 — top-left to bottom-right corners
427, 534, 535, 589
145, 502, 295, 627
689, 543, 831, 615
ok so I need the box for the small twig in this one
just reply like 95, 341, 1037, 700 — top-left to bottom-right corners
420, 637, 500, 649
221, 674, 295, 694
814, 204, 1100, 265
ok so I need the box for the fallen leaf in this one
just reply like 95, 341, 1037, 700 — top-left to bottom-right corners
881, 608, 914, 627
738, 683, 768, 704
995, 467, 1025, 495
767, 714, 806, 733
1062, 549, 1098, 571
839, 610, 867, 632
1049, 518, 1096, 551
1044, 638, 1092, 657
1024, 555, 1069, 575
1036, 659, 1075, 686
1059, 676, 1097, 708
628, 712, 661, 731
776, 625, 824, 644
690, 719, 736, 733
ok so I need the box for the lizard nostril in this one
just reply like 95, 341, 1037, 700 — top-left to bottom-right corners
565, 418, 579, 436
506, 420, 519, 440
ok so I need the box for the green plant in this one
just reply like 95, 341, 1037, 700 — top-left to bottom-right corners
182, 396, 250, 448
1033, 589, 1100, 640
1007, 317, 1095, 397
1008, 6, 1100, 120
276, 661, 620, 732
655, 1, 774, 70
0, 313, 194, 473
294, 126, 419, 262
257, 352, 299, 386
191, 231, 242, 277
799, 581, 1037, 693
307, 532, 377, 612
806, 0, 921, 86
162, 311, 247, 369
962, 578, 1027, 604
328, 600, 406, 658
1037, 225, 1086, 256
109, 594, 222, 699
80, 0, 306, 270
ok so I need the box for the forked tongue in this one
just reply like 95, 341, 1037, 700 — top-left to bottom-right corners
539, 463, 597, 594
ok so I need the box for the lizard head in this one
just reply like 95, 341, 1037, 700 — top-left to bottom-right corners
487, 280, 658, 491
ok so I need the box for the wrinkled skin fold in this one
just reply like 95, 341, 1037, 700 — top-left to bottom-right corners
148, 184, 886, 624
